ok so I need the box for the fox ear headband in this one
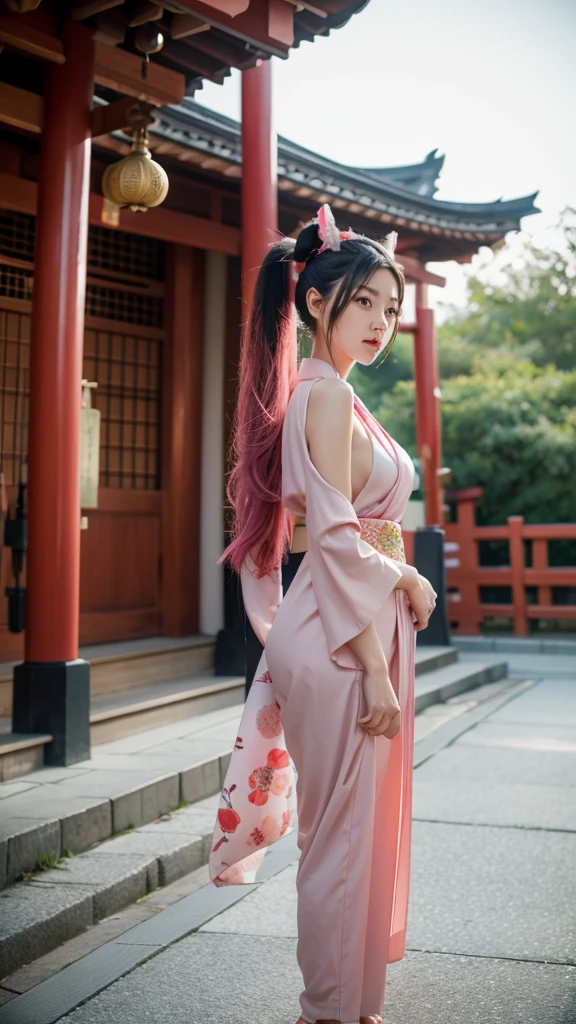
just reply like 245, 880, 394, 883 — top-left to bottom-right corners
294, 202, 398, 265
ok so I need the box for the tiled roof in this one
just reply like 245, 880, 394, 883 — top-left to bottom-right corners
146, 99, 539, 253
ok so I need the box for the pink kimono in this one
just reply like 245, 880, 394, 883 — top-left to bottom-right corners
209, 356, 416, 1024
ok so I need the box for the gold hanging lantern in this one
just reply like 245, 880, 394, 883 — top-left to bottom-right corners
102, 125, 169, 214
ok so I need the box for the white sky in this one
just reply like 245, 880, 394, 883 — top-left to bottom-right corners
194, 0, 576, 321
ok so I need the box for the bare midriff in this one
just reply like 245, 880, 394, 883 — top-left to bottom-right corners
290, 517, 308, 554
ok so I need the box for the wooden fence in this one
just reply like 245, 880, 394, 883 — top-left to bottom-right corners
441, 489, 576, 636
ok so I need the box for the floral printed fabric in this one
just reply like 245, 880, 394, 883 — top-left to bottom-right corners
358, 517, 406, 564
208, 521, 405, 888
209, 654, 297, 886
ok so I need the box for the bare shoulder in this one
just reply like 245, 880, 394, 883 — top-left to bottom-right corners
305, 377, 354, 498
306, 377, 353, 437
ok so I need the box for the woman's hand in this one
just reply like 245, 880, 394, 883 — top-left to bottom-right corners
359, 667, 401, 738
394, 565, 437, 631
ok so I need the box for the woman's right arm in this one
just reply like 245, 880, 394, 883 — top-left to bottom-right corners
305, 378, 403, 738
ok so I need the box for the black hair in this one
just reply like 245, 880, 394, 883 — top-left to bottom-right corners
219, 214, 405, 579
254, 218, 405, 361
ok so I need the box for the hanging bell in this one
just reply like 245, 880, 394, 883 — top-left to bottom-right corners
134, 24, 164, 80
101, 126, 169, 213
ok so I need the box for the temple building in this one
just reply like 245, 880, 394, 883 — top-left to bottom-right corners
0, 0, 538, 775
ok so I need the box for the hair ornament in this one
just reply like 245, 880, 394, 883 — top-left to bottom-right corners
293, 203, 399, 274
316, 203, 356, 254
382, 230, 398, 258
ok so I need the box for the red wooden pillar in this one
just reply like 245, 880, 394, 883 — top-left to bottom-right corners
241, 59, 278, 317
453, 491, 483, 635
508, 516, 529, 636
12, 22, 95, 765
414, 282, 442, 526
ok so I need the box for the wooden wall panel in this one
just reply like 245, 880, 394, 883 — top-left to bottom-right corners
162, 243, 205, 636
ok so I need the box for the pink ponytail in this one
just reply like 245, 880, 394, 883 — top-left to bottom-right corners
219, 238, 298, 579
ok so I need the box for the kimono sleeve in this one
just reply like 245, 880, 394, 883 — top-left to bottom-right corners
304, 436, 403, 671
240, 549, 283, 648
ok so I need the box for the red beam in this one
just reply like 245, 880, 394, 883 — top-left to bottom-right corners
522, 524, 576, 539
181, 0, 294, 54
397, 254, 445, 288
0, 11, 65, 64
0, 172, 240, 255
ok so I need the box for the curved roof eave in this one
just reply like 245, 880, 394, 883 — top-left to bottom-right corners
145, 100, 540, 233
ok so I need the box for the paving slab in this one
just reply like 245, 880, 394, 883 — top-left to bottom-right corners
413, 742, 576, 788
76, 742, 229, 772
53, 933, 302, 1024
0, 784, 37, 802
455, 720, 576, 752
407, 820, 576, 964
413, 777, 576, 830
56, 933, 576, 1024
454, 636, 576, 655
459, 650, 576, 680
136, 793, 220, 838
10, 768, 94, 787
485, 678, 576, 727
200, 860, 298, 937
38, 769, 179, 799
199, 817, 576, 957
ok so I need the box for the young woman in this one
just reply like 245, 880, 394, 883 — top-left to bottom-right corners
209, 204, 436, 1024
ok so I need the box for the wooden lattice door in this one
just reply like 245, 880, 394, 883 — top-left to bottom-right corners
0, 211, 166, 654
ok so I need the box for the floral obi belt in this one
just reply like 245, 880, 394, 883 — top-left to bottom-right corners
292, 516, 405, 563
358, 517, 406, 564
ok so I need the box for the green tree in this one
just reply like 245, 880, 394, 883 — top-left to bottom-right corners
438, 207, 576, 374
374, 358, 576, 525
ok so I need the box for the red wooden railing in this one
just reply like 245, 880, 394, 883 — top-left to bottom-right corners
442, 488, 576, 636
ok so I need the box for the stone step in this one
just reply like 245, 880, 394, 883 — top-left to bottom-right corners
89, 648, 457, 745
0, 733, 52, 784
0, 648, 507, 895
0, 703, 242, 894
0, 792, 221, 979
0, 666, 522, 982
415, 645, 457, 674
0, 672, 244, 783
89, 672, 245, 745
0, 648, 456, 781
415, 657, 509, 712
0, 635, 217, 718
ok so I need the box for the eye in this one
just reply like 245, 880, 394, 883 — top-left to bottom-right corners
387, 307, 399, 317
356, 295, 371, 307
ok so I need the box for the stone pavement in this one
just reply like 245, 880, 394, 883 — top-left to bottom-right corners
0, 662, 575, 1023
454, 635, 576, 681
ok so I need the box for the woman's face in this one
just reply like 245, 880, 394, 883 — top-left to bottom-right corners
308, 266, 401, 367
